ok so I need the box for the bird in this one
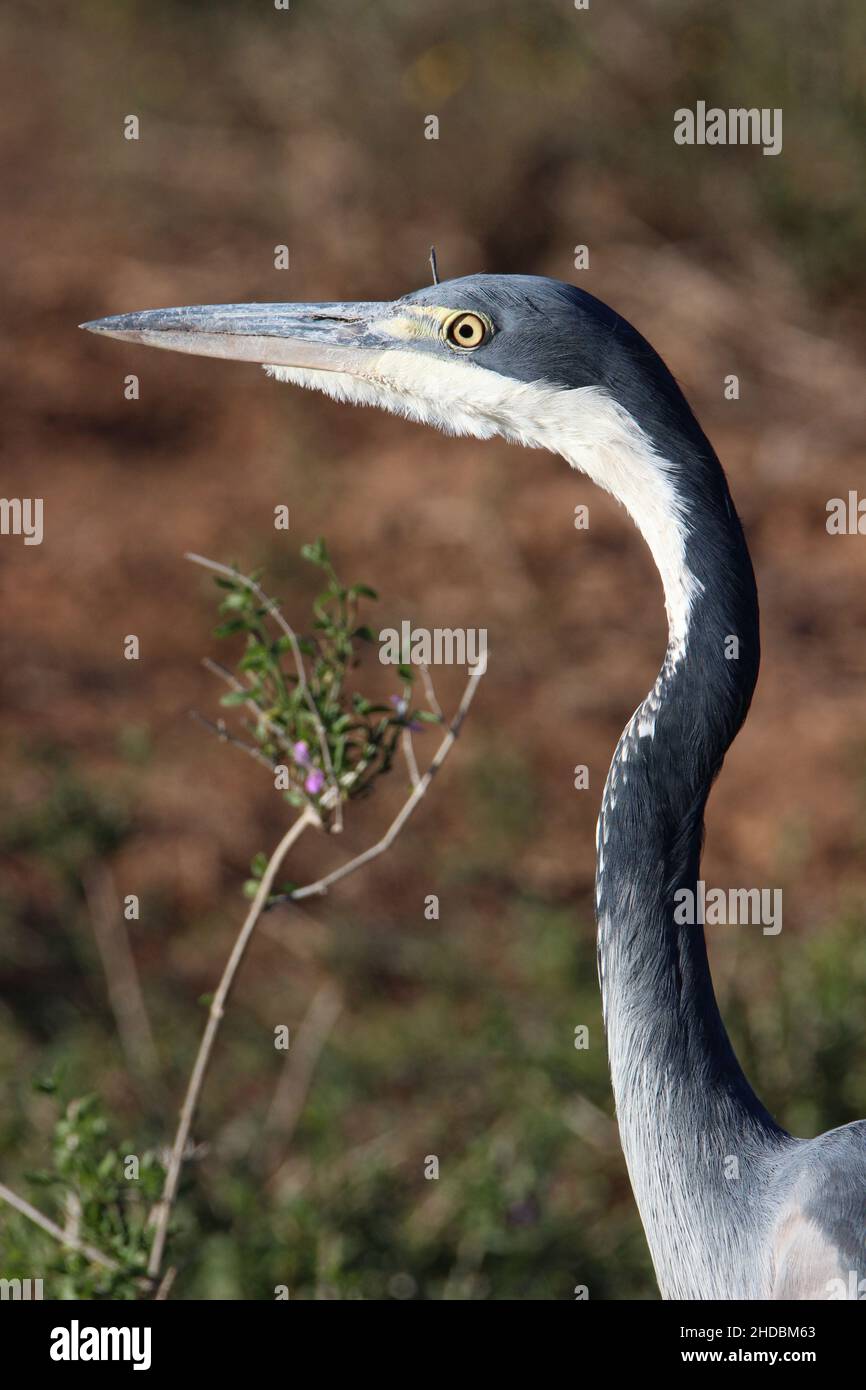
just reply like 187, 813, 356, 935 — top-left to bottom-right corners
82, 273, 866, 1300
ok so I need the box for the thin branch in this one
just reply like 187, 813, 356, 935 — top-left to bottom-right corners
189, 710, 276, 773
201, 658, 294, 754
418, 662, 443, 719
82, 864, 161, 1090
564, 1094, 620, 1153
262, 980, 344, 1174
398, 675, 421, 788
268, 1124, 404, 1197
270, 655, 486, 908
64, 1190, 81, 1248
0, 1181, 119, 1272
185, 553, 343, 832
146, 804, 320, 1281
154, 1266, 177, 1301
259, 902, 331, 961
401, 729, 421, 789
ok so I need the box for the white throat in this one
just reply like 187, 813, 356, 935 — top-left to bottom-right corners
267, 351, 702, 657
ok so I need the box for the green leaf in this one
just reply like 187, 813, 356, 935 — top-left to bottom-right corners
22, 1169, 58, 1186
352, 625, 375, 642
239, 643, 269, 671
97, 1151, 117, 1181
300, 537, 329, 567
348, 583, 378, 600
219, 691, 250, 708
250, 851, 268, 878
221, 591, 251, 611
415, 710, 443, 723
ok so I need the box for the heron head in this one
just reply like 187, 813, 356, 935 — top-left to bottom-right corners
83, 273, 723, 655
82, 273, 695, 452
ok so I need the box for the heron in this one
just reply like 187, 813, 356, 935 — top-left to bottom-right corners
82, 273, 866, 1300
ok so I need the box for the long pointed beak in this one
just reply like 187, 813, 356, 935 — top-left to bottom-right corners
80, 302, 394, 374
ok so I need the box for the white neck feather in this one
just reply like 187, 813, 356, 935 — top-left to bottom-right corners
267, 352, 702, 658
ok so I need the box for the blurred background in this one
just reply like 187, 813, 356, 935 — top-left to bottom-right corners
2, 0, 866, 1299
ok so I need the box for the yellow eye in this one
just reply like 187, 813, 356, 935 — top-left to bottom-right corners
444, 311, 488, 350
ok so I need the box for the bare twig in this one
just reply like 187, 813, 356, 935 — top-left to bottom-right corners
0, 1181, 119, 1272
185, 553, 343, 832
201, 658, 294, 755
259, 903, 331, 961
146, 804, 320, 1280
82, 864, 161, 1089
262, 980, 344, 1173
418, 662, 443, 719
154, 1265, 177, 1301
63, 1190, 81, 1247
401, 729, 421, 789
189, 710, 276, 773
268, 1124, 405, 1196
270, 655, 487, 908
398, 674, 422, 788
563, 1094, 620, 1153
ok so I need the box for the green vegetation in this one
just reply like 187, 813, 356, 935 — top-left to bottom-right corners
3, 697, 866, 1295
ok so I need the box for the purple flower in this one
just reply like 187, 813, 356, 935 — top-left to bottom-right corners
389, 694, 423, 733
305, 768, 325, 795
292, 740, 310, 766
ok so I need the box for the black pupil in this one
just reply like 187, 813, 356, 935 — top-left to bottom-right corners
459, 322, 473, 338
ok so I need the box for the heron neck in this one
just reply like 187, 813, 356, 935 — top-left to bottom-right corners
594, 457, 788, 1296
